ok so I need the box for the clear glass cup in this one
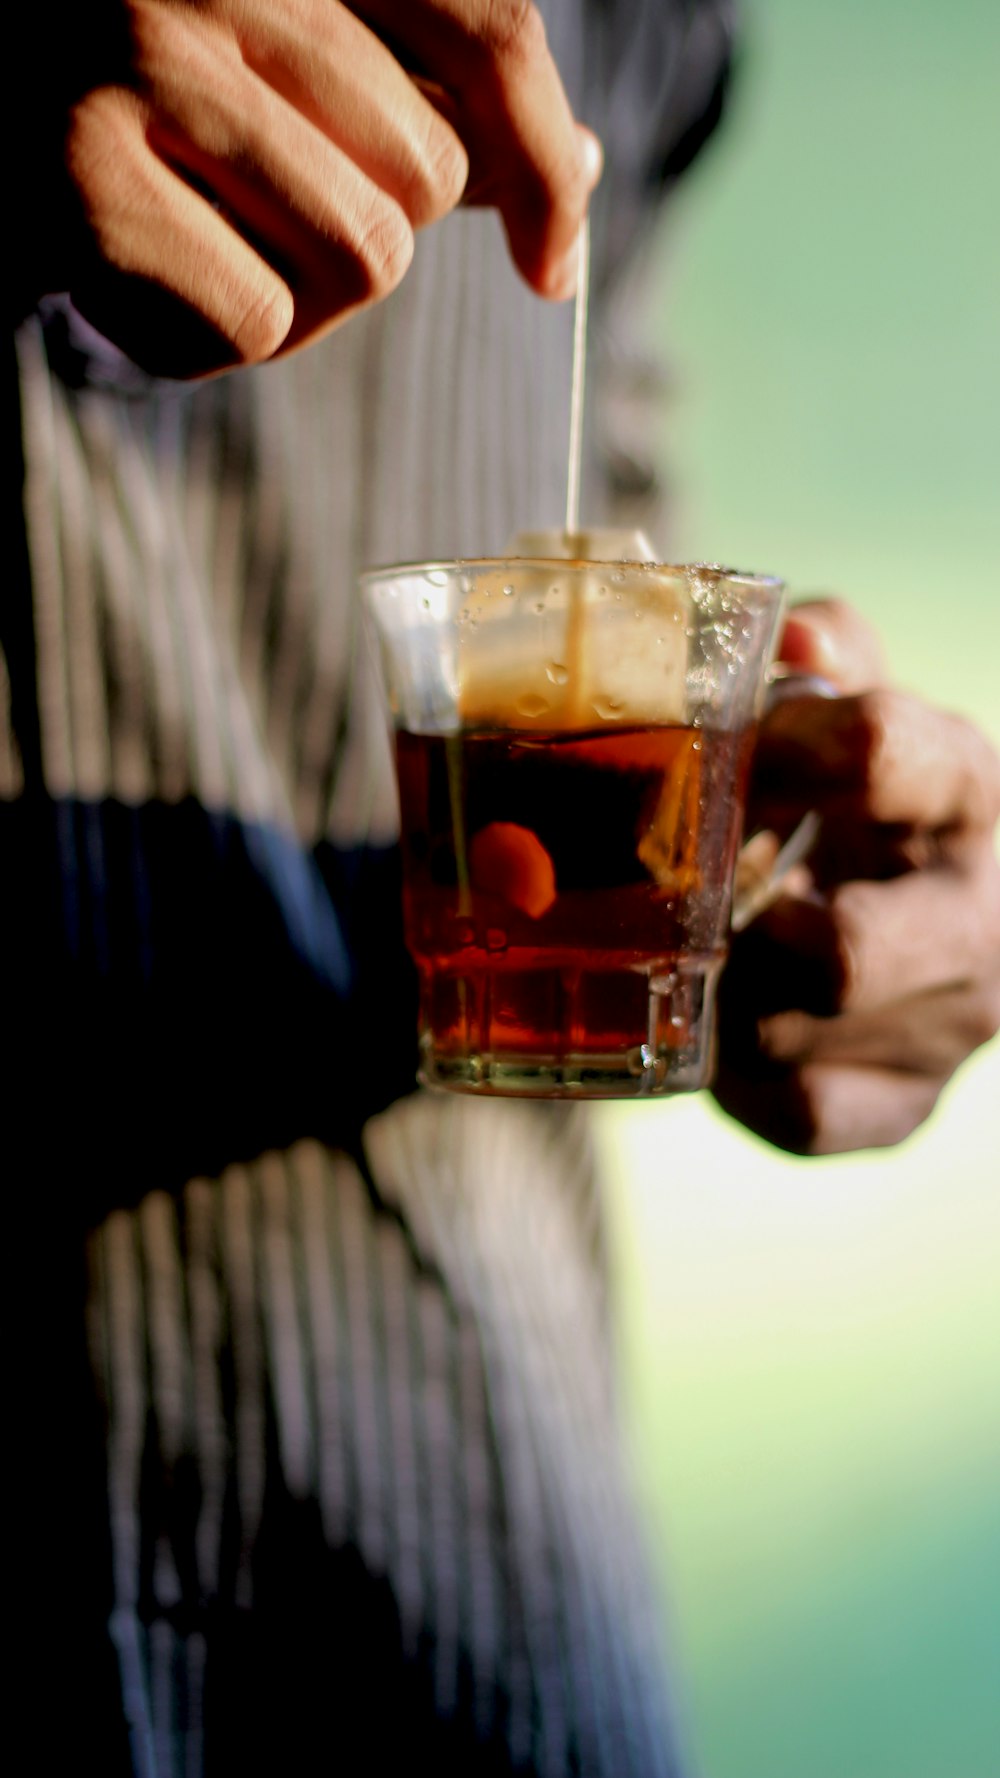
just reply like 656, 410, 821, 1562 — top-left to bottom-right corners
363, 557, 784, 1098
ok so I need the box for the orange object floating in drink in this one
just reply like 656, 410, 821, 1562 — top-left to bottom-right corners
468, 822, 558, 919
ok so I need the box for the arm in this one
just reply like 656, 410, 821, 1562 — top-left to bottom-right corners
716, 600, 1000, 1153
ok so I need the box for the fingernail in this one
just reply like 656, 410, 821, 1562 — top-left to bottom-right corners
778, 612, 843, 678
777, 598, 887, 694
544, 243, 579, 300
578, 127, 604, 190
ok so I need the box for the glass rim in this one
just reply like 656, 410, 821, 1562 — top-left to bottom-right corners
360, 557, 785, 593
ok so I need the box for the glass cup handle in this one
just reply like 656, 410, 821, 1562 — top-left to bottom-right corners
730, 671, 838, 933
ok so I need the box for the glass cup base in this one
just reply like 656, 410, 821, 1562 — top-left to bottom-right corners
415, 955, 723, 1100
418, 1043, 714, 1099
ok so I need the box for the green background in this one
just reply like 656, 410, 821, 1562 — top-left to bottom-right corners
598, 3, 1000, 1776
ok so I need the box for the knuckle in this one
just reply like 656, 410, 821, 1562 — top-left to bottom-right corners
977, 874, 1000, 959
796, 1063, 941, 1156
130, 4, 255, 157
890, 1078, 942, 1145
985, 859, 1000, 937
852, 687, 898, 791
128, 0, 207, 92
827, 883, 873, 1009
407, 121, 469, 226
65, 94, 104, 185
128, 0, 176, 65
477, 1, 546, 64
812, 595, 855, 629
969, 726, 1000, 826
779, 1069, 829, 1156
960, 985, 1000, 1054
230, 277, 294, 362
431, 125, 471, 210
757, 1009, 822, 1066
67, 86, 133, 169
818, 598, 887, 684
931, 711, 1000, 833
849, 687, 924, 821
354, 197, 414, 299
954, 853, 1000, 975
65, 90, 155, 260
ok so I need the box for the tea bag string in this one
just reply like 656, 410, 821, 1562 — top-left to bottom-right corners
564, 216, 590, 540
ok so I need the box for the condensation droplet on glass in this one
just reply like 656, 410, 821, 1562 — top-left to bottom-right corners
486, 928, 508, 953
420, 596, 431, 610
425, 570, 448, 587
516, 692, 550, 718
545, 661, 569, 685
533, 600, 546, 614
592, 694, 624, 721
503, 583, 515, 598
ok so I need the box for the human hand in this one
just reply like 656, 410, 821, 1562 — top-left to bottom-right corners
25, 1, 599, 376
715, 600, 1000, 1154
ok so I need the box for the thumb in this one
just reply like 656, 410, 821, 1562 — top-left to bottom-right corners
777, 597, 888, 694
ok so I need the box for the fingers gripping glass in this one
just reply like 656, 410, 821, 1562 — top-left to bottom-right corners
730, 668, 836, 933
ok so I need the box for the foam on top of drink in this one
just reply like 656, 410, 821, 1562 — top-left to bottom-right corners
455, 558, 688, 732
511, 528, 658, 561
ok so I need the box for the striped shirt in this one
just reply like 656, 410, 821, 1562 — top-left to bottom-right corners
6, 3, 733, 1771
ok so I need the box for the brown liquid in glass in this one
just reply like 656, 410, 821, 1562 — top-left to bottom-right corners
396, 721, 754, 1066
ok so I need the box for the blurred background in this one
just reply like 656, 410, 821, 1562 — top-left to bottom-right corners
597, 2, 1000, 1775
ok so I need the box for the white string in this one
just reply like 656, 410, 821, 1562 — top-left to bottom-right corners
564, 217, 591, 540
